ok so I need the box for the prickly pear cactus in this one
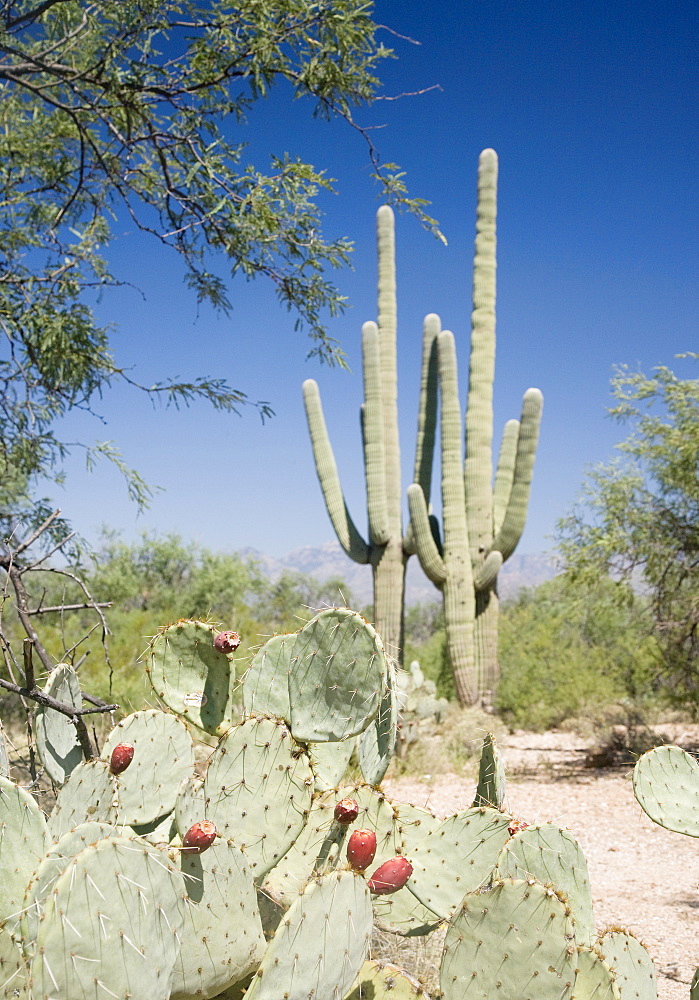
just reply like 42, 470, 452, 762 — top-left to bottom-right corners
245, 870, 372, 1000
0, 920, 30, 999
47, 758, 118, 840
0, 775, 49, 922
171, 839, 265, 1000
31, 836, 187, 1000
407, 807, 512, 920
243, 632, 294, 720
598, 931, 657, 1000
199, 716, 314, 879
289, 609, 387, 742
146, 618, 238, 735
494, 823, 595, 946
472, 731, 506, 809
440, 877, 577, 1000
35, 663, 83, 785
572, 946, 621, 1000
358, 656, 398, 786
101, 708, 194, 826
632, 744, 699, 837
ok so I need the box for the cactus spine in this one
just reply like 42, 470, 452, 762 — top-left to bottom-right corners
408, 149, 543, 704
303, 207, 433, 660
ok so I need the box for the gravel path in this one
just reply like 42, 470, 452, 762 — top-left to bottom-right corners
384, 730, 699, 1000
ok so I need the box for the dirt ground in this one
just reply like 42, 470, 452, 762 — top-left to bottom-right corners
383, 725, 699, 1000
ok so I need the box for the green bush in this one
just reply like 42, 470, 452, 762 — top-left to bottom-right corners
497, 574, 661, 730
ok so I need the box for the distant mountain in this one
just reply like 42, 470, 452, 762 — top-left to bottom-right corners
238, 541, 560, 606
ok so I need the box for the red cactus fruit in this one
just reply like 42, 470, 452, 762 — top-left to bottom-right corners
213, 631, 241, 654
346, 829, 377, 871
367, 856, 413, 895
182, 820, 217, 854
334, 798, 359, 824
109, 743, 135, 775
507, 818, 530, 836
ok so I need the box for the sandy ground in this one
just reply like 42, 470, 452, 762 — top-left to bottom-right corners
383, 728, 699, 1000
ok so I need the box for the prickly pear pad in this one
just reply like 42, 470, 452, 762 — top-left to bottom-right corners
344, 960, 431, 999
170, 840, 265, 1000
633, 745, 699, 837
201, 717, 313, 879
31, 836, 187, 1000
101, 708, 194, 826
472, 732, 506, 809
243, 633, 293, 720
494, 824, 595, 946
440, 878, 577, 1000
407, 807, 512, 920
245, 870, 372, 1000
47, 759, 117, 841
289, 609, 386, 742
0, 920, 29, 999
35, 663, 83, 786
147, 619, 236, 735
598, 931, 657, 1000
21, 822, 119, 952
572, 946, 621, 1000
0, 776, 48, 923
358, 656, 397, 786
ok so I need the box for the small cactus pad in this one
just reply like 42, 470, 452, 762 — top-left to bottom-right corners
632, 745, 699, 836
289, 609, 386, 742
472, 732, 506, 809
245, 870, 372, 1000
147, 618, 237, 735
494, 823, 595, 945
571, 947, 621, 999
440, 878, 577, 1000
101, 708, 194, 826
175, 775, 206, 838
358, 656, 397, 786
598, 931, 657, 1000
31, 836, 187, 1000
34, 663, 83, 786
691, 967, 699, 1000
243, 633, 294, 721
201, 716, 314, 879
0, 920, 30, 999
374, 801, 442, 936
408, 807, 512, 920
344, 960, 430, 999
47, 759, 117, 840
0, 775, 49, 922
170, 840, 265, 1000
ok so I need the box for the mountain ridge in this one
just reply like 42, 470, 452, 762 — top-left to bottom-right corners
238, 540, 560, 606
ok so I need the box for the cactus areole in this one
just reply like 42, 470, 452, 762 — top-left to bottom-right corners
109, 743, 134, 775
347, 829, 377, 871
182, 820, 217, 853
367, 856, 413, 895
334, 798, 360, 824
213, 630, 241, 654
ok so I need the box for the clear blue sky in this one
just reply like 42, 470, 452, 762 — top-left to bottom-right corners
46, 0, 698, 562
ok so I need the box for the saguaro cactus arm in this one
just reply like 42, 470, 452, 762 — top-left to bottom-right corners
464, 149, 498, 562
407, 484, 446, 585
361, 322, 390, 546
490, 387, 544, 561
492, 419, 520, 535
405, 313, 440, 556
302, 378, 370, 564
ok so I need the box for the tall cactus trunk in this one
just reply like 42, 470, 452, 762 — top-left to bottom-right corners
371, 540, 406, 661
474, 589, 499, 702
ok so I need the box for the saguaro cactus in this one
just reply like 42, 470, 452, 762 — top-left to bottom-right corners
303, 207, 435, 660
408, 149, 543, 704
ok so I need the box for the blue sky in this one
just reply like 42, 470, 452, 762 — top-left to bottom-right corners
45, 0, 698, 562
